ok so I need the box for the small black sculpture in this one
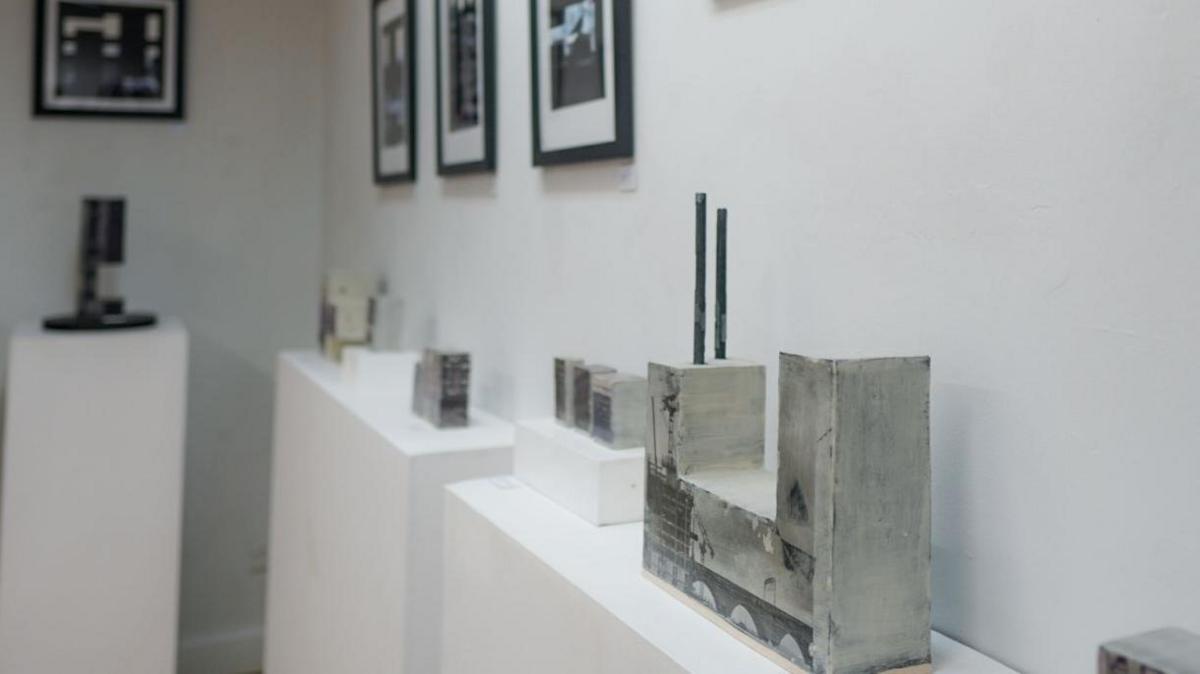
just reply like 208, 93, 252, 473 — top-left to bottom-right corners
44, 197, 157, 331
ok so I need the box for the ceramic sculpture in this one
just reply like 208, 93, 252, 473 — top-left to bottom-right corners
573, 363, 615, 433
642, 194, 932, 674
44, 197, 157, 331
554, 357, 647, 450
319, 270, 375, 361
554, 357, 585, 427
590, 372, 647, 450
412, 348, 470, 428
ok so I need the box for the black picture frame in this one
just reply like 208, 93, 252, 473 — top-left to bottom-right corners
372, 0, 418, 184
435, 0, 497, 175
33, 0, 187, 120
529, 0, 633, 167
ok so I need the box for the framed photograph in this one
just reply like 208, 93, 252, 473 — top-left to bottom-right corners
33, 0, 186, 119
529, 0, 632, 166
435, 0, 496, 175
372, 0, 417, 184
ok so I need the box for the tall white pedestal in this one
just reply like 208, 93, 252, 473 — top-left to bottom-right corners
0, 320, 188, 674
263, 351, 514, 674
443, 478, 1018, 674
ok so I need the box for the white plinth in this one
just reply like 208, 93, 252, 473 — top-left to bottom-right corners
443, 478, 1017, 674
513, 418, 644, 525
0, 320, 187, 674
264, 351, 514, 674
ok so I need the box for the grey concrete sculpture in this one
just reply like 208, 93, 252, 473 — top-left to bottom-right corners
642, 195, 932, 674
554, 357, 584, 426
590, 372, 648, 450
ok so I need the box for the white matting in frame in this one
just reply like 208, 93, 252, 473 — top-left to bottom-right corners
374, 0, 415, 182
437, 0, 495, 174
534, 0, 617, 152
37, 0, 183, 117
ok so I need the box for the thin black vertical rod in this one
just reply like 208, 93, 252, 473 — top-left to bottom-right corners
694, 193, 707, 366
715, 208, 727, 360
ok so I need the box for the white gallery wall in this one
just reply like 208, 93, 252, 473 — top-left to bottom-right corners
323, 1, 1200, 673
0, 0, 325, 672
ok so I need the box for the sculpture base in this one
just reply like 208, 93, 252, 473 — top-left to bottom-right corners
43, 313, 158, 331
513, 418, 644, 526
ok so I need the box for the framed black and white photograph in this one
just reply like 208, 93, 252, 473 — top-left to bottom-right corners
33, 0, 186, 119
372, 0, 417, 184
436, 0, 496, 175
529, 0, 632, 166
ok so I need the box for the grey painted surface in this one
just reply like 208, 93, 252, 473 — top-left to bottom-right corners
805, 355, 932, 674
590, 372, 647, 450
1099, 628, 1200, 674
647, 360, 765, 476
777, 356, 831, 558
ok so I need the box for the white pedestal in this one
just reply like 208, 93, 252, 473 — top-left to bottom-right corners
263, 351, 514, 674
443, 478, 1017, 674
0, 320, 187, 674
513, 418, 644, 525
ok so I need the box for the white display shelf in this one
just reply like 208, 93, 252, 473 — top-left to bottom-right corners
264, 351, 514, 674
513, 417, 645, 525
443, 478, 1017, 674
0, 320, 187, 674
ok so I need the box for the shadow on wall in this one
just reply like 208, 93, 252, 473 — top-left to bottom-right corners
540, 158, 635, 194
176, 330, 276, 674
0, 319, 21, 498
440, 172, 497, 200
479, 363, 517, 420
713, 0, 785, 13
0, 382, 6, 534
931, 382, 973, 643
930, 381, 1014, 670
375, 182, 416, 203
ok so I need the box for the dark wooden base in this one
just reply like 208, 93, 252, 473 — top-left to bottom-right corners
43, 313, 158, 331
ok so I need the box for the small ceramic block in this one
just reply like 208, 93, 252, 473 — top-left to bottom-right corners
554, 357, 584, 426
320, 270, 375, 362
412, 349, 470, 428
331, 297, 371, 342
590, 372, 647, 450
573, 364, 615, 434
